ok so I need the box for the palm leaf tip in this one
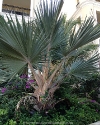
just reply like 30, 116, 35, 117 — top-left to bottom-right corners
66, 53, 100, 79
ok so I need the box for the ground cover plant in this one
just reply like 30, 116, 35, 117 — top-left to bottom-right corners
0, 80, 100, 125
0, 0, 100, 124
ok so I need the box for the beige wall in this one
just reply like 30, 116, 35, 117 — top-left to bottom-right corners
71, 0, 100, 22
71, 0, 100, 46
72, 0, 100, 47
79, 0, 87, 4
71, 1, 96, 20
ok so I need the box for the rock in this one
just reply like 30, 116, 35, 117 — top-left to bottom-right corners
89, 121, 100, 125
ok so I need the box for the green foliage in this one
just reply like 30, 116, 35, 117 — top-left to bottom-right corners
0, 69, 99, 125
0, 109, 8, 116
71, 74, 100, 103
0, 81, 100, 125
0, 75, 35, 98
5, 120, 17, 125
0, 95, 19, 124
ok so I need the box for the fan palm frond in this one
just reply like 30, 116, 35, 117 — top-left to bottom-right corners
0, 15, 49, 81
66, 53, 100, 79
68, 17, 100, 53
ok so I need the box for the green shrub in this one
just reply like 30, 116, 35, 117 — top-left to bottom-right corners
0, 75, 100, 125
0, 92, 100, 125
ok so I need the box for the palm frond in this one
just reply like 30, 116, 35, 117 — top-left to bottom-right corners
68, 17, 100, 53
35, 0, 64, 36
66, 53, 100, 79
0, 14, 49, 81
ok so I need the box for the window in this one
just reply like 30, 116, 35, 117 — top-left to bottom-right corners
76, 0, 79, 7
96, 0, 100, 2
77, 0, 79, 4
96, 11, 100, 23
2, 0, 30, 16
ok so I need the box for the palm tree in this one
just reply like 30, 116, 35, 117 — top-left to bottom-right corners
0, 0, 100, 112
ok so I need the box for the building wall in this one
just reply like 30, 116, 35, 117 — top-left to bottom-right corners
1, 0, 40, 17
3, 0, 30, 9
71, 0, 100, 21
70, 0, 100, 53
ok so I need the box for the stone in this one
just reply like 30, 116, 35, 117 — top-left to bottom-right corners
89, 121, 100, 125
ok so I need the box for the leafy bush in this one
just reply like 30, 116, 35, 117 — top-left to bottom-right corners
70, 74, 100, 103
0, 84, 100, 125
